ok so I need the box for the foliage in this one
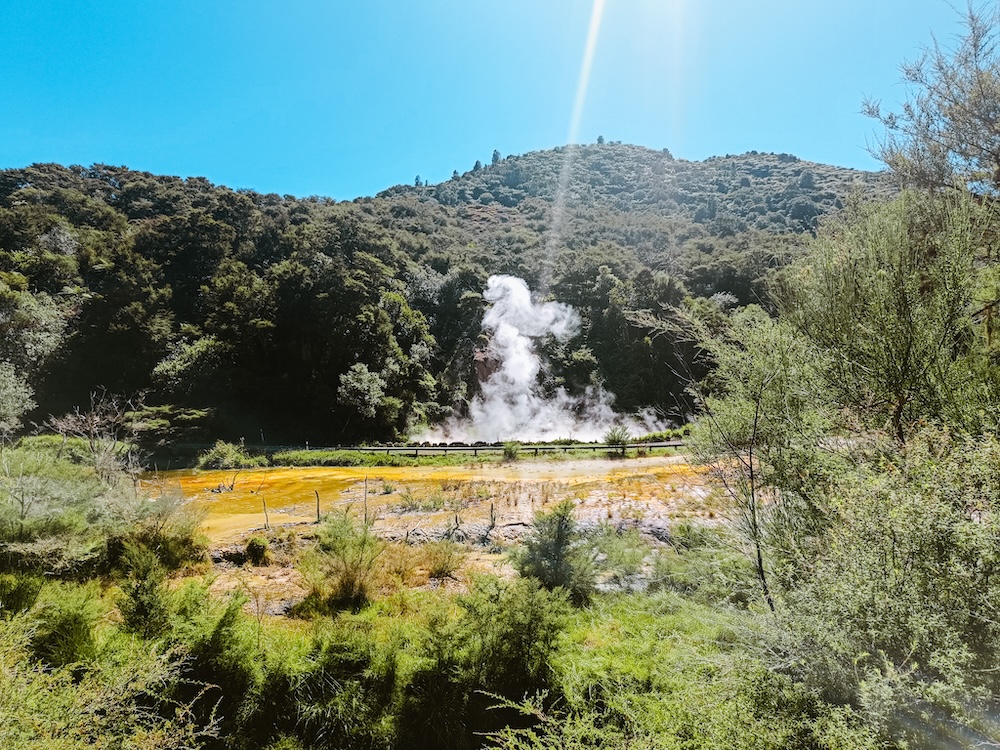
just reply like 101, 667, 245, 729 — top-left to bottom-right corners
0, 605, 219, 748
29, 582, 101, 667
245, 534, 270, 566
43, 388, 149, 484
0, 149, 875, 445
196, 439, 267, 469
0, 441, 204, 575
773, 191, 982, 441
502, 440, 521, 461
774, 429, 1000, 740
602, 424, 630, 456
311, 509, 384, 611
0, 362, 34, 441
865, 4, 1000, 194
422, 539, 466, 580
0, 573, 43, 618
460, 575, 569, 697
273, 448, 419, 467
590, 524, 649, 584
117, 542, 171, 639
686, 304, 834, 611
512, 500, 595, 606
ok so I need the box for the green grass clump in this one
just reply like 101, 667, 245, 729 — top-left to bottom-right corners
273, 449, 420, 467
29, 582, 103, 667
0, 573, 44, 618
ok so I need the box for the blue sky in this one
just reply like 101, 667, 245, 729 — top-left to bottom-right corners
0, 0, 964, 200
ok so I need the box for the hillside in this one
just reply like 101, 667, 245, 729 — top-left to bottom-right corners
0, 144, 886, 444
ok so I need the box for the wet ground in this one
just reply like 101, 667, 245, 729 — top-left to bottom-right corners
146, 455, 719, 614
145, 455, 716, 545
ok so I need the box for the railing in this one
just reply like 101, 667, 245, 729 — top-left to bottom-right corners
310, 440, 686, 457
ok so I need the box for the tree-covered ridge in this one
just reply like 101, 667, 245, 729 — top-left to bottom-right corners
395, 144, 881, 234
0, 147, 882, 444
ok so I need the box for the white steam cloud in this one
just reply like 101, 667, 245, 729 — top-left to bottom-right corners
423, 275, 666, 443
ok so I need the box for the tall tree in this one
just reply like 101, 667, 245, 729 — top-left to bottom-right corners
773, 192, 982, 442
865, 5, 1000, 194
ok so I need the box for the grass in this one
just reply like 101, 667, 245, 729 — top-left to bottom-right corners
221, 445, 681, 470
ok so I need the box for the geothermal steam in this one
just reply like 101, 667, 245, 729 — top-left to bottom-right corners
427, 275, 663, 443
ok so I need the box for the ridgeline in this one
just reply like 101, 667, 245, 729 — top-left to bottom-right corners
0, 144, 885, 444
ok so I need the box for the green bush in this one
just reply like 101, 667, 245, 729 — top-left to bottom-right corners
511, 500, 596, 606
103, 496, 207, 572
195, 439, 267, 469
423, 540, 466, 579
503, 441, 521, 461
460, 575, 569, 696
603, 425, 631, 456
13, 434, 94, 464
0, 572, 44, 618
314, 510, 384, 611
117, 543, 170, 639
169, 582, 262, 738
30, 583, 101, 667
591, 524, 649, 583
273, 449, 418, 467
245, 535, 270, 566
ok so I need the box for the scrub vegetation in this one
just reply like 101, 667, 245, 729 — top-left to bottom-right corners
6, 7, 1000, 748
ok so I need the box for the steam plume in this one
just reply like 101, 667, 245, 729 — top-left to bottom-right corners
424, 275, 664, 443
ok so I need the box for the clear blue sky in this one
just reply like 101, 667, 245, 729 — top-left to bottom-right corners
0, 0, 964, 200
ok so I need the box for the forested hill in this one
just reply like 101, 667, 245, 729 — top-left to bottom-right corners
0, 144, 885, 445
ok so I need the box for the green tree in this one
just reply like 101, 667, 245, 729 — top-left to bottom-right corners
0, 362, 34, 442
865, 5, 1000, 194
773, 192, 981, 442
511, 500, 595, 606
687, 305, 833, 612
780, 429, 1000, 740
338, 363, 386, 421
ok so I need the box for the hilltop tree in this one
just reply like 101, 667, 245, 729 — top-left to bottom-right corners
865, 4, 1000, 194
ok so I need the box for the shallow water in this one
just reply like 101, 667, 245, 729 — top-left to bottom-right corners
145, 457, 708, 543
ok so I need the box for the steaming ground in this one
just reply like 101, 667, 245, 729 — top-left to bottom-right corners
422, 275, 667, 443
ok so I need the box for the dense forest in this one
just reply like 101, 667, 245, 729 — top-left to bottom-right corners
0, 146, 883, 446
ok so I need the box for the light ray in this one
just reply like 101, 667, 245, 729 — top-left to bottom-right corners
542, 0, 606, 290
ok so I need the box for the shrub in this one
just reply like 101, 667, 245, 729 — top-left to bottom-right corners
511, 500, 595, 606
423, 540, 467, 580
591, 524, 649, 583
273, 449, 418, 467
117, 543, 170, 639
195, 439, 267, 469
460, 575, 569, 696
170, 583, 262, 739
104, 495, 207, 572
0, 572, 43, 618
314, 509, 384, 610
245, 535, 270, 566
30, 583, 101, 666
603, 425, 631, 456
503, 441, 521, 461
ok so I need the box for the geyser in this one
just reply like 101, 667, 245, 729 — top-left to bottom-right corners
424, 275, 664, 443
